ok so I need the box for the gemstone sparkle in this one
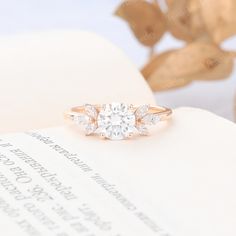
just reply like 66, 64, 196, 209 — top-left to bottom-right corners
97, 103, 136, 140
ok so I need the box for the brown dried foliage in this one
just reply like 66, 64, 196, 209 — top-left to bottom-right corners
142, 42, 234, 90
115, 0, 236, 91
115, 0, 166, 46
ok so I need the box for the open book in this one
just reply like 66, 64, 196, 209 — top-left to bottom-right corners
0, 127, 171, 236
0, 31, 236, 236
1, 107, 236, 236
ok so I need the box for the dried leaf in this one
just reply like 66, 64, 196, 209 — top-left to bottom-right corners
166, 0, 175, 5
230, 51, 236, 58
115, 0, 166, 46
200, 0, 236, 43
166, 0, 209, 42
142, 50, 174, 78
141, 42, 234, 91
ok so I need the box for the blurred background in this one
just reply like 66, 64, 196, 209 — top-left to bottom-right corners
0, 0, 235, 121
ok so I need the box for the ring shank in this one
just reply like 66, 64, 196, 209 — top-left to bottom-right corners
148, 106, 172, 120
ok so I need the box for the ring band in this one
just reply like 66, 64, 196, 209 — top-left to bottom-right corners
65, 103, 172, 140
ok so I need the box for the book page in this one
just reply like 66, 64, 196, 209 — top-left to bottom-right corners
0, 129, 170, 236
0, 108, 236, 236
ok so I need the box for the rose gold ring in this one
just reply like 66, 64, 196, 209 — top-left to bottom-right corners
64, 103, 172, 140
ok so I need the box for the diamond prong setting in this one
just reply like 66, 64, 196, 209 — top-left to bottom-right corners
69, 103, 165, 140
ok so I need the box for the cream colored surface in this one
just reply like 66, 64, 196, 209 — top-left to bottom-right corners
0, 31, 236, 236
0, 31, 154, 133
43, 108, 236, 236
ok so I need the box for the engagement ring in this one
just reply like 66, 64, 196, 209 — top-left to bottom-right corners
65, 103, 172, 140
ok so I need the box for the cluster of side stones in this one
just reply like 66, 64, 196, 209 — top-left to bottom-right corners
135, 104, 160, 135
72, 103, 160, 140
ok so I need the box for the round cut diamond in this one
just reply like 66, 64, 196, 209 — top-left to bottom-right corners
97, 103, 136, 140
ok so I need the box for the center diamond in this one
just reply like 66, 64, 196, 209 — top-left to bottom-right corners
97, 103, 136, 140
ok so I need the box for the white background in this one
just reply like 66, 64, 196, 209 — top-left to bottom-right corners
0, 0, 235, 121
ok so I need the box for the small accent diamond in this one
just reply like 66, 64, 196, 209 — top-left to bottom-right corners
136, 124, 149, 136
73, 114, 90, 125
142, 114, 161, 125
85, 123, 97, 135
135, 104, 150, 120
84, 104, 98, 119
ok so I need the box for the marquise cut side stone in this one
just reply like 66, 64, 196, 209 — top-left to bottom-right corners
136, 124, 149, 136
135, 104, 150, 120
73, 114, 90, 125
142, 114, 161, 125
85, 123, 97, 135
84, 104, 98, 119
